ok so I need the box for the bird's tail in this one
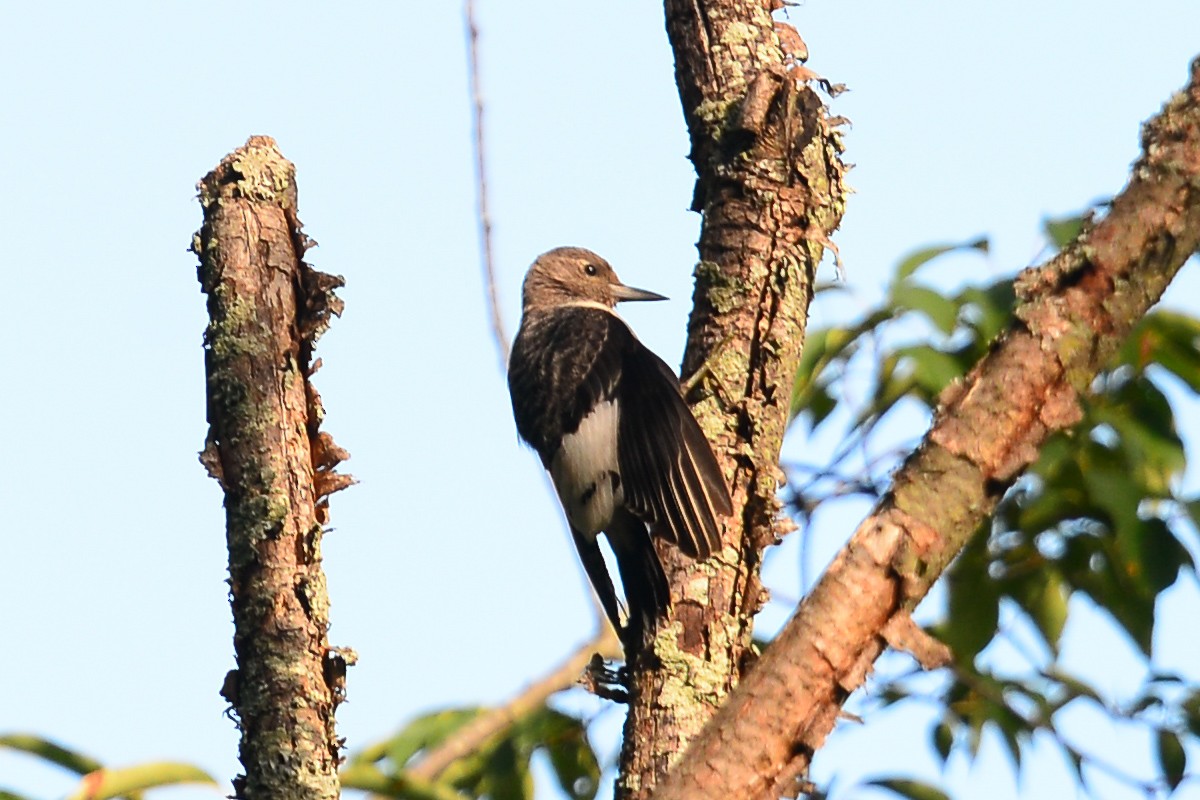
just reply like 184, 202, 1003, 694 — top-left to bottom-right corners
608, 508, 670, 649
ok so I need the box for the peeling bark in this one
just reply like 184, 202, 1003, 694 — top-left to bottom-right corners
617, 3, 847, 797
194, 136, 352, 800
651, 56, 1200, 800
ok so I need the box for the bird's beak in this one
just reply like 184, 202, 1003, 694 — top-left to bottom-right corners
611, 282, 668, 303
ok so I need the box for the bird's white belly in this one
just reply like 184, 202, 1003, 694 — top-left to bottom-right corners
549, 400, 623, 536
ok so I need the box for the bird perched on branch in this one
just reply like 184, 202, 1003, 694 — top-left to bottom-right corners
507, 247, 732, 650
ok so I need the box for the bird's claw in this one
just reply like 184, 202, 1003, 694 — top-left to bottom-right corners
581, 652, 631, 703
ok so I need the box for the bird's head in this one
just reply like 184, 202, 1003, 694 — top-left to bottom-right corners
521, 247, 667, 311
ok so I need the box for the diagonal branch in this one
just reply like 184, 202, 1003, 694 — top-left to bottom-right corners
652, 55, 1200, 800
406, 629, 620, 783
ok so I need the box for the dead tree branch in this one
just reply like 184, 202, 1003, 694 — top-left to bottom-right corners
194, 135, 352, 800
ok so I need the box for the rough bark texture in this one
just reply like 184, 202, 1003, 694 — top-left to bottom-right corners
650, 56, 1200, 800
617, 3, 847, 797
194, 136, 352, 800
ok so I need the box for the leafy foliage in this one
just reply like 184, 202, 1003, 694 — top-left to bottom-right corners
342, 705, 601, 800
0, 734, 216, 800
4, 704, 600, 800
868, 777, 952, 800
788, 218, 1200, 798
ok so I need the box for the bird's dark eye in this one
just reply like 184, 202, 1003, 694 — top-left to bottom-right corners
584, 264, 598, 277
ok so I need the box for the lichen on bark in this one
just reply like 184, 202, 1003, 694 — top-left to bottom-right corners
194, 136, 352, 800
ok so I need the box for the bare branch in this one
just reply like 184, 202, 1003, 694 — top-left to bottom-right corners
464, 0, 508, 369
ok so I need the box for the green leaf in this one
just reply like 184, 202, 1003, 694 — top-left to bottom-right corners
1183, 690, 1200, 738
1156, 729, 1187, 791
804, 385, 839, 429
477, 739, 531, 800
377, 706, 598, 800
1093, 376, 1185, 496
988, 706, 1027, 771
1082, 464, 1143, 559
791, 320, 880, 426
1137, 518, 1191, 596
1042, 214, 1086, 249
1014, 493, 1078, 546
1151, 337, 1200, 394
955, 281, 1016, 342
895, 345, 967, 397
868, 777, 952, 800
893, 237, 989, 282
515, 710, 600, 800
1123, 311, 1200, 388
357, 707, 483, 769
1067, 539, 1157, 656
1010, 570, 1069, 651
63, 763, 216, 800
1147, 310, 1200, 346
340, 766, 472, 800
937, 533, 1000, 663
0, 735, 103, 776
0, 790, 37, 800
790, 326, 856, 425
1026, 432, 1082, 487
890, 284, 961, 334
338, 763, 394, 793
1187, 498, 1200, 532
932, 721, 955, 762
858, 356, 914, 431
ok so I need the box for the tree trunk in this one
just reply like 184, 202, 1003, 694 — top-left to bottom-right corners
617, 3, 848, 797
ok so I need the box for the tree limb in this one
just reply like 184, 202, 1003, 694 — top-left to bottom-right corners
652, 55, 1200, 800
194, 136, 351, 800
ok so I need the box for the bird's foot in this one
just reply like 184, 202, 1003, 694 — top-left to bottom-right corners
580, 652, 630, 704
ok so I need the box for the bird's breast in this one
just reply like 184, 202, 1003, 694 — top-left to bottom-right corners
549, 399, 623, 537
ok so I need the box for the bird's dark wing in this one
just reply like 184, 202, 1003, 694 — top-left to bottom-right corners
509, 305, 731, 558
508, 307, 616, 462
615, 323, 732, 560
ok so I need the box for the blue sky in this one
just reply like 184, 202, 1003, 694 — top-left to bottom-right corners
3, 3, 1199, 799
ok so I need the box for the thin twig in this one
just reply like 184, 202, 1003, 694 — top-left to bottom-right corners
407, 629, 621, 782
463, 0, 609, 629
464, 0, 508, 369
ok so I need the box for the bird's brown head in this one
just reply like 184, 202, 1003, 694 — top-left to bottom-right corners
521, 247, 666, 311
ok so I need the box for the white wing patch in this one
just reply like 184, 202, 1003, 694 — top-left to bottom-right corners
550, 400, 622, 537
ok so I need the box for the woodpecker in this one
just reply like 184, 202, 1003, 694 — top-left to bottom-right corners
507, 247, 732, 647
